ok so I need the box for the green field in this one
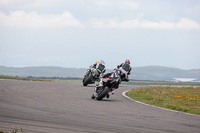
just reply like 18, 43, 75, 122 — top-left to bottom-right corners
0, 76, 51, 82
127, 86, 200, 115
0, 128, 23, 133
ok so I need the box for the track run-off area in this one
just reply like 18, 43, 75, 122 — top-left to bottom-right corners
0, 80, 200, 133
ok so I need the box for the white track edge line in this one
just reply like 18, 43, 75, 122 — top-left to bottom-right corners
122, 90, 200, 117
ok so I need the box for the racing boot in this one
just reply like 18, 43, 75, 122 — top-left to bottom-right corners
91, 87, 98, 99
106, 90, 114, 99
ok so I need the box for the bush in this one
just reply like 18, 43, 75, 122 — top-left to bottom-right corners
0, 128, 23, 133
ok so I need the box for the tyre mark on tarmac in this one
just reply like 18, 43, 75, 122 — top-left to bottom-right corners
0, 80, 200, 133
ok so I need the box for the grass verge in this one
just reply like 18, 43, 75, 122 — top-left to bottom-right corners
0, 127, 23, 133
0, 76, 52, 82
127, 86, 200, 115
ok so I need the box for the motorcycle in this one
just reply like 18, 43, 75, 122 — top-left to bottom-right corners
83, 61, 106, 86
117, 63, 131, 81
91, 69, 121, 100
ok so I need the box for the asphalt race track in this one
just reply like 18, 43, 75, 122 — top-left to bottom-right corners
0, 80, 200, 133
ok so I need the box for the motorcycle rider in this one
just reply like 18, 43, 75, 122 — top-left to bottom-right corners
91, 61, 100, 69
88, 60, 106, 77
87, 60, 106, 73
117, 59, 132, 82
95, 60, 106, 73
83, 60, 106, 85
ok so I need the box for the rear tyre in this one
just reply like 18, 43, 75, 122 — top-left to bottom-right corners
96, 87, 110, 100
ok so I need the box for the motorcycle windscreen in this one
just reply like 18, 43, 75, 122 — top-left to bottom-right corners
122, 63, 130, 72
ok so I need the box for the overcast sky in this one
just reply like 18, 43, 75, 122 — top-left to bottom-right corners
0, 0, 200, 70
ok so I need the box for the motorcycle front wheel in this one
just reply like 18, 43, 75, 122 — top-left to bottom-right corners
96, 87, 110, 100
83, 75, 93, 86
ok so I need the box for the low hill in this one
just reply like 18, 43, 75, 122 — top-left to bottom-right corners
0, 66, 200, 81
131, 66, 200, 81
0, 66, 86, 78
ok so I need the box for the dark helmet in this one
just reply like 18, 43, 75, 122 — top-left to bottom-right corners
125, 59, 130, 64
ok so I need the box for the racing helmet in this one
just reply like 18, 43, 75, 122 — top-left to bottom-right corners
125, 59, 130, 64
96, 61, 99, 63
99, 60, 105, 65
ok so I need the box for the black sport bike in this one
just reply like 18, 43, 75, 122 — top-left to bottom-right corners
91, 69, 121, 100
83, 62, 105, 86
